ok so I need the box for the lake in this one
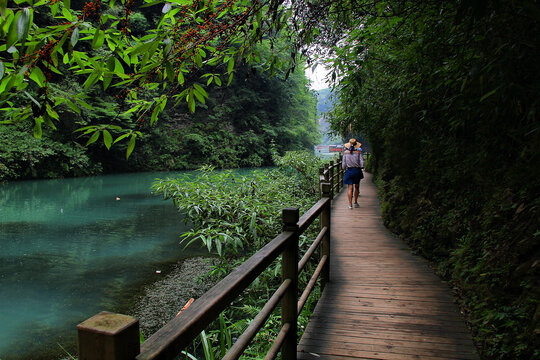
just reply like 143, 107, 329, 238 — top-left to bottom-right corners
0, 171, 210, 360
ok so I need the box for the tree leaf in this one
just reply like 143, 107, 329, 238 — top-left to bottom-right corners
193, 83, 208, 98
151, 102, 162, 125
126, 134, 136, 159
23, 90, 41, 109
92, 29, 105, 49
113, 132, 131, 144
45, 103, 59, 121
162, 3, 171, 14
83, 70, 100, 89
227, 57, 234, 74
63, 0, 71, 10
187, 89, 196, 113
193, 88, 205, 104
50, 2, 59, 16
86, 131, 100, 145
0, 0, 7, 19
165, 61, 174, 81
0, 61, 4, 81
33, 116, 43, 138
103, 130, 112, 149
64, 98, 81, 114
61, 6, 72, 22
43, 114, 57, 130
194, 54, 202, 68
6, 12, 18, 48
107, 56, 115, 71
177, 70, 184, 85
215, 240, 222, 257
71, 27, 79, 47
114, 58, 124, 74
16, 8, 30, 41
480, 88, 497, 102
29, 66, 45, 87
103, 72, 112, 90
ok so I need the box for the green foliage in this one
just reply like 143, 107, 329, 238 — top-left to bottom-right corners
294, 0, 540, 358
271, 145, 325, 196
0, 17, 319, 180
127, 55, 320, 173
180, 314, 235, 360
0, 0, 300, 158
152, 151, 327, 358
129, 12, 150, 36
0, 123, 101, 181
152, 156, 320, 257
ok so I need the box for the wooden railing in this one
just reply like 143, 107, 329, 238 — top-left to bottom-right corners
77, 157, 344, 360
319, 155, 343, 200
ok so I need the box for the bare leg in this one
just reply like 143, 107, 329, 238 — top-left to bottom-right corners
347, 184, 353, 207
353, 184, 360, 205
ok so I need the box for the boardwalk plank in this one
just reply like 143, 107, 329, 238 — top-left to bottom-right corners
297, 173, 477, 359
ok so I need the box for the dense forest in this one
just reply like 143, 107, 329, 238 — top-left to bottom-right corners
318, 1, 539, 358
1, 0, 539, 358
0, 1, 319, 181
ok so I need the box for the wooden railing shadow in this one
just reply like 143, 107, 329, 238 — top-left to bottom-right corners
77, 156, 344, 360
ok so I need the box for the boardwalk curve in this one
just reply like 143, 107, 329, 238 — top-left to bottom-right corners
298, 172, 478, 360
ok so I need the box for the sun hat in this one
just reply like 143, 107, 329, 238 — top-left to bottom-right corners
344, 139, 361, 151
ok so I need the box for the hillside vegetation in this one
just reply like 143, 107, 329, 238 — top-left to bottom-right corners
0, 1, 319, 181
317, 1, 539, 358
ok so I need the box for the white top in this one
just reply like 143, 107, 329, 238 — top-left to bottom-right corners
342, 151, 364, 169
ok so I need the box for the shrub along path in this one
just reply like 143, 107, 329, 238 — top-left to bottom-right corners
297, 172, 478, 359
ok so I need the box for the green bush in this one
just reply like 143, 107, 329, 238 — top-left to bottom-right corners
0, 124, 101, 181
152, 151, 326, 357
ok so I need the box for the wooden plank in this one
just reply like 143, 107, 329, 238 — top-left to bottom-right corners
300, 325, 475, 346
298, 343, 477, 360
298, 172, 478, 360
298, 336, 478, 358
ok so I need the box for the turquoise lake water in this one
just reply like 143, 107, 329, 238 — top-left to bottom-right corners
0, 171, 210, 360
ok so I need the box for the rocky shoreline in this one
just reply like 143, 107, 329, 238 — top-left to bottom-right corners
129, 256, 217, 338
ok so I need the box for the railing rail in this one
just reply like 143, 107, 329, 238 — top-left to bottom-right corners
319, 155, 343, 200
77, 156, 344, 360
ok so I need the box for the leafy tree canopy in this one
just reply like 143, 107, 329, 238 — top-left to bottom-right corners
0, 0, 301, 156
290, 1, 540, 358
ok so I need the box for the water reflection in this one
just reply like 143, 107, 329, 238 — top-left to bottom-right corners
0, 171, 207, 360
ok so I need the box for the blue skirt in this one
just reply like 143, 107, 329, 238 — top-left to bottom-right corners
343, 168, 363, 185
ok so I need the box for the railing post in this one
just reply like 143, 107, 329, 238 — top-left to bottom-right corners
77, 312, 139, 360
338, 155, 343, 190
329, 161, 334, 198
320, 183, 331, 290
324, 163, 329, 182
282, 207, 299, 360
318, 167, 324, 199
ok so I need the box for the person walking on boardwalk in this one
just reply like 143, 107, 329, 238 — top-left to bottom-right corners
342, 139, 364, 209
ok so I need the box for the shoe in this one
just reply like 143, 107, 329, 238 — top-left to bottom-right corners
348, 205, 353, 209
354, 203, 360, 208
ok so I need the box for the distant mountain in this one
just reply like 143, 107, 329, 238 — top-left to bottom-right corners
316, 88, 334, 115
316, 88, 341, 145
314, 88, 369, 150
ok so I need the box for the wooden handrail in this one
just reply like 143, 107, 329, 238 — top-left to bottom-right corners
77, 158, 343, 360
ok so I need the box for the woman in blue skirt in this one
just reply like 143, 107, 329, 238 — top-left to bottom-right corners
342, 139, 365, 209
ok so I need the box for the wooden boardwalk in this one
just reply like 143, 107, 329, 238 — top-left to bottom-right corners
297, 172, 478, 360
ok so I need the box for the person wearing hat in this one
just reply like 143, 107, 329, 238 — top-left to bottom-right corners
342, 138, 364, 208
